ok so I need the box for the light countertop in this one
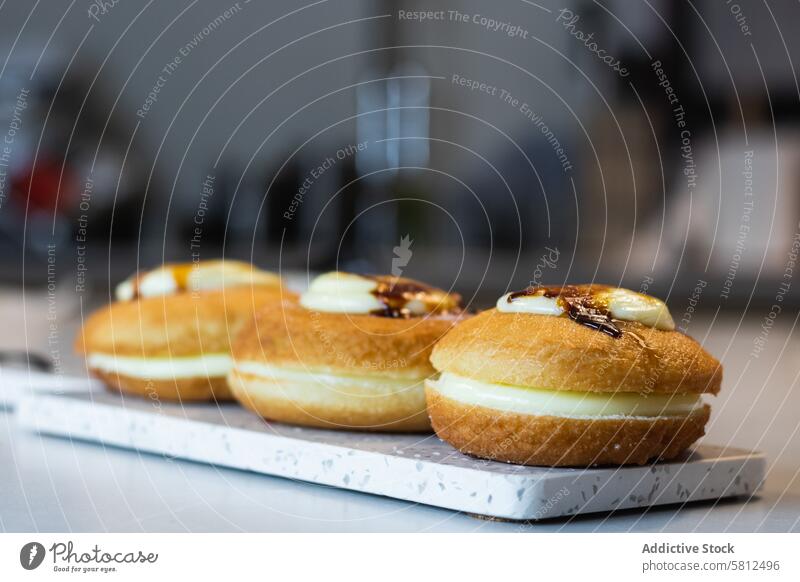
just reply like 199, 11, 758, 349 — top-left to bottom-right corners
0, 288, 798, 532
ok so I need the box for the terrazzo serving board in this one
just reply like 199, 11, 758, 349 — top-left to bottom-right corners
16, 391, 765, 521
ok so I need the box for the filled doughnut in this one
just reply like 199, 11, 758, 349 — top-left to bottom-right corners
76, 260, 292, 402
426, 284, 722, 466
228, 271, 464, 431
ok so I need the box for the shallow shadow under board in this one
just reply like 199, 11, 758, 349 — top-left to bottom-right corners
16, 391, 765, 521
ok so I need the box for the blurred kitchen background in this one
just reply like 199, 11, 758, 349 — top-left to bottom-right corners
0, 0, 797, 309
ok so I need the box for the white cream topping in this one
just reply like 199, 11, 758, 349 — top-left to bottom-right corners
299, 272, 385, 314
116, 270, 176, 301
496, 286, 675, 331
428, 372, 703, 419
498, 294, 562, 315
602, 288, 674, 330
87, 353, 232, 379
115, 260, 281, 301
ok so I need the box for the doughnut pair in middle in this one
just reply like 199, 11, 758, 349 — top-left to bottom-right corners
229, 272, 464, 431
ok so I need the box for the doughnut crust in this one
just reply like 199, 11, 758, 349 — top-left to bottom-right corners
430, 309, 721, 395
229, 304, 462, 430
232, 304, 460, 377
426, 386, 710, 466
94, 371, 232, 402
76, 286, 295, 358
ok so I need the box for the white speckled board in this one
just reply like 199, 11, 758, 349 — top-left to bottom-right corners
16, 391, 765, 521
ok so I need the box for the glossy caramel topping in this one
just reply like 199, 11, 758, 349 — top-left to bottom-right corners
366, 275, 463, 319
171, 263, 194, 291
508, 284, 622, 337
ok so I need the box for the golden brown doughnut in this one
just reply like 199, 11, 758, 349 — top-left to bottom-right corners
426, 285, 722, 466
228, 272, 464, 431
75, 261, 294, 402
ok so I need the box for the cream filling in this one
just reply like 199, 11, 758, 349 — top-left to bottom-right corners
87, 353, 232, 379
299, 272, 385, 314
233, 361, 427, 401
428, 372, 703, 419
496, 287, 675, 331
